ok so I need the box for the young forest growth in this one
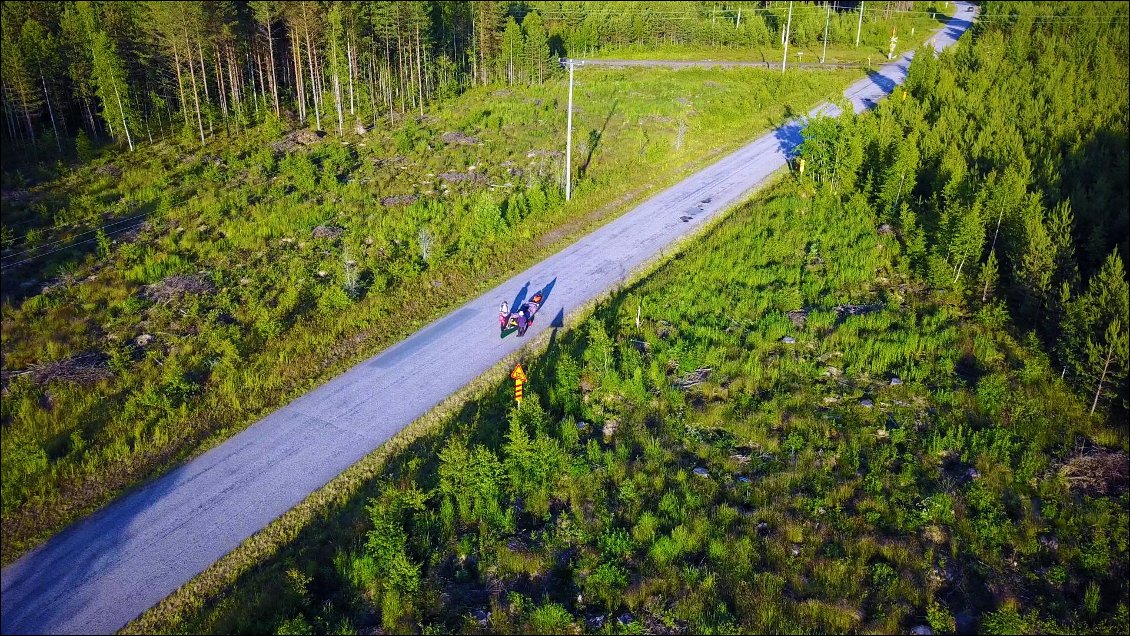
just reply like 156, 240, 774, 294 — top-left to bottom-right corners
131, 2, 1128, 634
796, 0, 1129, 418
1, 1, 946, 170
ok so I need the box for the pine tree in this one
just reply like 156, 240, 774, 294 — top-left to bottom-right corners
877, 131, 920, 224
522, 11, 552, 84
78, 1, 137, 151
328, 1, 346, 135
946, 194, 987, 288
980, 249, 1000, 303
1046, 200, 1079, 290
57, 4, 98, 140
19, 19, 63, 154
1, 5, 42, 143
145, 1, 205, 144
1016, 194, 1055, 323
898, 202, 927, 274
1089, 319, 1128, 415
248, 1, 281, 118
1058, 251, 1130, 414
501, 17, 523, 86
503, 410, 534, 497
472, 1, 505, 86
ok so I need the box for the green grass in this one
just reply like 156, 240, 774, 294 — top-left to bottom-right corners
0, 64, 866, 565
587, 4, 951, 66
128, 173, 1128, 634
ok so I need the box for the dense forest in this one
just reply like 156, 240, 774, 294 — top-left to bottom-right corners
120, 2, 1128, 635
799, 1, 1130, 418
1, 0, 932, 170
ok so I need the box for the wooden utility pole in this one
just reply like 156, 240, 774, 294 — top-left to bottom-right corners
782, 2, 793, 72
856, 1, 865, 47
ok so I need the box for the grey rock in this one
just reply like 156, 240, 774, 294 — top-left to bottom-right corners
311, 225, 344, 239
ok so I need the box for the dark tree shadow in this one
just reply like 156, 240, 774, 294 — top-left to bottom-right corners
579, 100, 619, 179
865, 69, 897, 95
772, 105, 805, 159
1, 455, 200, 634
547, 308, 566, 351
548, 34, 566, 58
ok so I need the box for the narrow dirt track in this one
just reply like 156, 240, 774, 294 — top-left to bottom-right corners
0, 5, 975, 634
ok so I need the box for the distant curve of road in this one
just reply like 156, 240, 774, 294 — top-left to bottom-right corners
0, 5, 975, 634
583, 58, 871, 70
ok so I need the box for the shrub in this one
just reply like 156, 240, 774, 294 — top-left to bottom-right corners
528, 602, 575, 634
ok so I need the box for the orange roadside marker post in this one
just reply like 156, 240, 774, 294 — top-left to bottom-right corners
511, 364, 527, 405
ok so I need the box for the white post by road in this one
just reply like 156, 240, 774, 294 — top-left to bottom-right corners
856, 1, 864, 47
822, 2, 831, 63
782, 2, 793, 72
565, 59, 575, 201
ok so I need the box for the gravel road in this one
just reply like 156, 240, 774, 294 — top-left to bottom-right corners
0, 5, 975, 634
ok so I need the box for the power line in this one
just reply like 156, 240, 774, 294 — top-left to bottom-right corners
1, 210, 152, 265
4, 208, 144, 256
0, 218, 147, 272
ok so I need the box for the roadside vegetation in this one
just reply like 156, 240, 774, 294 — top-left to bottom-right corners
130, 3, 1128, 634
0, 59, 871, 564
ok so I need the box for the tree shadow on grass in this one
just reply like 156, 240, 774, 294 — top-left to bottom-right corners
578, 99, 619, 180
